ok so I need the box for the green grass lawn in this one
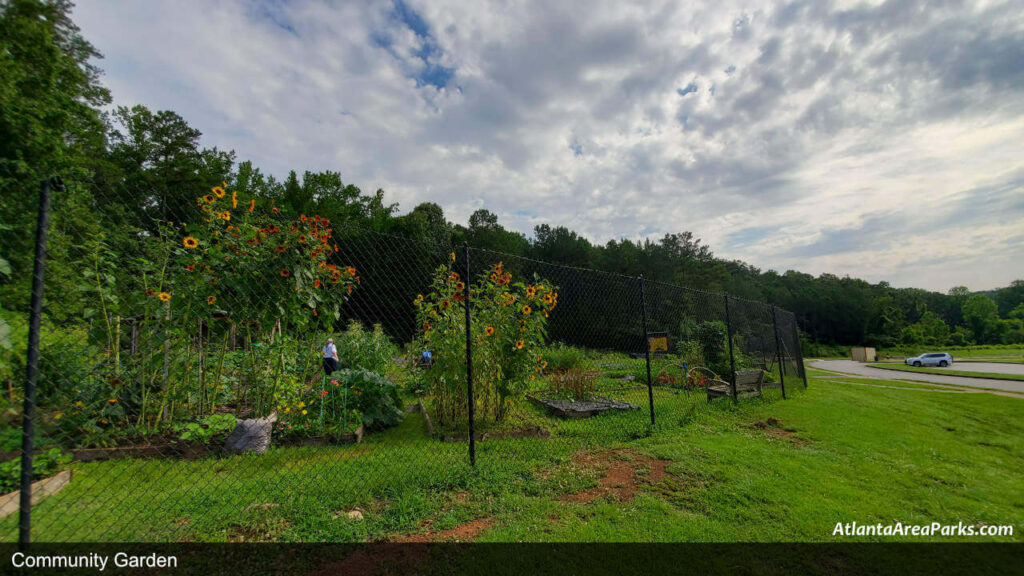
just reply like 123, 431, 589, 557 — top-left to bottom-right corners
868, 363, 1024, 382
5, 372, 1022, 544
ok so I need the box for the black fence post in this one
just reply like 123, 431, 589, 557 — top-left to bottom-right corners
462, 243, 476, 466
20, 179, 57, 545
771, 305, 787, 400
724, 294, 738, 404
638, 275, 655, 426
792, 317, 808, 388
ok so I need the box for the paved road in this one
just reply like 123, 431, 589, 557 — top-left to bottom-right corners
810, 359, 1024, 395
947, 362, 1024, 375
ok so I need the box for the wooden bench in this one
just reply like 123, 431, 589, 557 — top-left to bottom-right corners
706, 368, 764, 401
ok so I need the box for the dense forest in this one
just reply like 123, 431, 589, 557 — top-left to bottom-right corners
2, 0, 1023, 364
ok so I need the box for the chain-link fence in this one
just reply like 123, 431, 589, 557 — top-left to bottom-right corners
1, 179, 805, 542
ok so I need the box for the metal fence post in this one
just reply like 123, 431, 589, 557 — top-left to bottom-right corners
724, 294, 738, 404
771, 305, 787, 400
792, 317, 808, 388
462, 243, 476, 466
20, 178, 57, 545
638, 275, 655, 426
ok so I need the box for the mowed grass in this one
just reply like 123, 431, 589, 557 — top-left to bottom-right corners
868, 363, 1024, 382
4, 374, 1022, 543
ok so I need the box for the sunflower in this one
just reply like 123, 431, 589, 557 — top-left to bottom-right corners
543, 293, 554, 306
448, 272, 460, 283
485, 326, 495, 336
186, 264, 195, 272
146, 288, 155, 296
203, 194, 216, 204
183, 236, 198, 249
280, 269, 290, 277
277, 246, 286, 253
207, 295, 216, 305
347, 286, 353, 294
515, 339, 524, 350
212, 186, 226, 198
522, 305, 532, 315
345, 266, 357, 277
158, 292, 171, 302
231, 191, 238, 208
526, 286, 537, 298
249, 199, 255, 213
272, 207, 280, 214
441, 299, 450, 309
423, 321, 432, 332
299, 235, 307, 243
314, 278, 321, 289
219, 211, 231, 221
450, 251, 456, 262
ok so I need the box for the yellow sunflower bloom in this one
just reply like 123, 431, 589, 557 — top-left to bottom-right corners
158, 292, 171, 302
515, 339, 524, 350
183, 236, 198, 249
522, 305, 532, 315
231, 191, 238, 208
212, 186, 226, 198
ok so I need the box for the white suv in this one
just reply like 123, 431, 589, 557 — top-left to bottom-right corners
905, 353, 953, 367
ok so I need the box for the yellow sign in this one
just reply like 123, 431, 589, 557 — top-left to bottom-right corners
648, 332, 668, 353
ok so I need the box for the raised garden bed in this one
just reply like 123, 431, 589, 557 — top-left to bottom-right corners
527, 393, 640, 419
0, 469, 72, 519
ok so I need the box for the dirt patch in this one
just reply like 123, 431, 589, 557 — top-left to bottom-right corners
391, 517, 495, 543
741, 417, 807, 446
558, 449, 670, 503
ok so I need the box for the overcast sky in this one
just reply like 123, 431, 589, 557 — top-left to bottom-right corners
73, 0, 1024, 292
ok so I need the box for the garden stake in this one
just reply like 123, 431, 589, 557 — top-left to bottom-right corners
771, 305, 787, 400
320, 374, 325, 430
21, 178, 57, 545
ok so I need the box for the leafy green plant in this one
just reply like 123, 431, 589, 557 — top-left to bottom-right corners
333, 368, 404, 430
176, 414, 237, 444
541, 344, 587, 373
0, 448, 71, 493
335, 321, 399, 375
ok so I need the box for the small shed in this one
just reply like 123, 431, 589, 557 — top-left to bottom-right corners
851, 347, 876, 362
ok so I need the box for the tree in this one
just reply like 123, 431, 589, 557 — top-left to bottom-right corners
962, 295, 999, 344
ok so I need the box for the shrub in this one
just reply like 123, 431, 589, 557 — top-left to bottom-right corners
335, 321, 399, 375
694, 321, 730, 375
176, 414, 237, 444
541, 343, 587, 373
675, 339, 705, 367
333, 368, 405, 430
0, 448, 71, 493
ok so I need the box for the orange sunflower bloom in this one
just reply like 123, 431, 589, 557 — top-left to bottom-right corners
158, 292, 171, 302
186, 264, 195, 272
183, 237, 198, 249
212, 186, 226, 198
231, 191, 238, 208
280, 269, 290, 277
314, 278, 321, 289
277, 246, 286, 253
249, 199, 255, 213
347, 286, 353, 294
514, 339, 524, 350
218, 211, 231, 221
203, 194, 215, 204
207, 295, 216, 305
522, 305, 532, 315
272, 207, 280, 214
485, 326, 495, 336
526, 286, 536, 298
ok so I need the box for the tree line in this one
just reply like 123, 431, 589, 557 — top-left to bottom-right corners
2, 0, 1023, 355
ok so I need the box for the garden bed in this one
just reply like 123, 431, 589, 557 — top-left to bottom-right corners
526, 393, 640, 419
275, 426, 364, 447
0, 469, 72, 519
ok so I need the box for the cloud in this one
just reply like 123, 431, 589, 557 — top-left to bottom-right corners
73, 0, 1024, 292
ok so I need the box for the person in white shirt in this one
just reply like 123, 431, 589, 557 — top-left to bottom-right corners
322, 338, 339, 375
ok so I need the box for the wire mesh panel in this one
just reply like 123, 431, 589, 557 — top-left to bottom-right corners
1, 177, 807, 542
